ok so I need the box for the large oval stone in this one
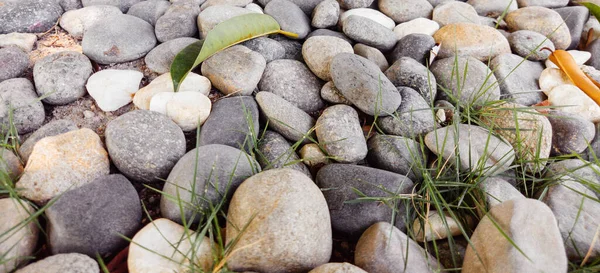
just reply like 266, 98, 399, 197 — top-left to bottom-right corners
433, 22, 510, 61
505, 6, 571, 50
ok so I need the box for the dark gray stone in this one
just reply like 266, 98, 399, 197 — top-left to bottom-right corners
0, 78, 45, 134
161, 144, 261, 223
330, 53, 401, 116
154, 2, 200, 43
46, 174, 141, 257
105, 110, 186, 183
367, 134, 426, 181
82, 14, 157, 64
126, 0, 170, 26
0, 47, 28, 82
377, 87, 437, 138
272, 36, 303, 61
316, 105, 367, 163
145, 37, 199, 74
19, 119, 78, 163
242, 37, 285, 63
265, 0, 311, 39
390, 33, 436, 65
507, 30, 554, 61
582, 123, 600, 161
259, 59, 325, 113
256, 130, 310, 176
587, 38, 600, 71
255, 91, 315, 143
431, 56, 501, 106
0, 0, 63, 34
555, 6, 589, 49
489, 53, 545, 106
59, 0, 83, 11
545, 159, 600, 197
316, 164, 414, 237
33, 51, 93, 105
342, 15, 397, 51
82, 0, 143, 12
199, 96, 259, 153
547, 111, 595, 156
306, 29, 354, 45
385, 57, 437, 103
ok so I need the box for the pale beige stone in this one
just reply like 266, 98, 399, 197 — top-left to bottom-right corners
433, 23, 510, 61
0, 198, 39, 273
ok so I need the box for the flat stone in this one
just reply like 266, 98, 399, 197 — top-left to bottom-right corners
355, 222, 442, 272
342, 15, 397, 51
82, 0, 143, 12
385, 57, 437, 102
15, 254, 99, 273
507, 30, 554, 61
0, 33, 37, 52
0, 198, 38, 273
377, 86, 437, 138
393, 18, 439, 40
462, 199, 567, 273
432, 1, 479, 26
105, 110, 186, 183
145, 37, 199, 74
378, 0, 433, 23
255, 91, 315, 143
555, 6, 589, 50
547, 111, 595, 156
433, 22, 511, 61
154, 2, 200, 42
330, 53, 401, 116
302, 36, 353, 81
33, 51, 93, 105
242, 37, 285, 63
259, 59, 325, 113
86, 69, 143, 111
0, 46, 28, 82
60, 5, 123, 39
0, 78, 45, 134
18, 119, 78, 163
160, 144, 260, 223
0, 0, 63, 34
489, 53, 545, 106
201, 45, 266, 96
199, 96, 259, 152
256, 130, 311, 176
367, 134, 426, 181
16, 128, 110, 204
226, 169, 332, 272
312, 0, 339, 29
264, 0, 311, 39
127, 0, 170, 26
354, 43, 389, 71
46, 174, 141, 256
82, 14, 157, 64
505, 6, 571, 50
316, 105, 367, 163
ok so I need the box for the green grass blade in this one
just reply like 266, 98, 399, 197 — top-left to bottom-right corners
580, 2, 600, 22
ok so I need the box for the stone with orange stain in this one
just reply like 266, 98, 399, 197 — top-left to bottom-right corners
432, 22, 510, 61
16, 128, 109, 204
505, 6, 571, 50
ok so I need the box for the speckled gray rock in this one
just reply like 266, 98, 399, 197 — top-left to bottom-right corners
582, 123, 600, 160
259, 59, 325, 113
82, 0, 143, 12
489, 53, 545, 106
0, 78, 45, 134
390, 33, 435, 65
307, 29, 353, 45
462, 199, 567, 273
161, 144, 260, 223
242, 37, 285, 63
197, 5, 256, 39
105, 110, 186, 183
127, 0, 170, 26
588, 39, 600, 71
517, 0, 568, 8
256, 130, 310, 176
256, 91, 316, 143
505, 6, 571, 50
354, 43, 388, 71
316, 105, 367, 163
342, 15, 397, 51
312, 0, 339, 28
330, 53, 401, 116
308, 263, 367, 273
320, 81, 352, 105
367, 134, 426, 181
272, 36, 304, 60
15, 253, 99, 273
33, 51, 93, 105
82, 14, 157, 64
145, 37, 199, 73
478, 177, 524, 208
377, 87, 437, 138
226, 168, 331, 273
0, 198, 38, 273
546, 111, 595, 156
201, 45, 266, 96
59, 0, 83, 11
355, 222, 442, 273
154, 1, 200, 42
0, 47, 28, 82
46, 174, 141, 256
19, 119, 78, 163
199, 96, 259, 153
467, 0, 517, 17
555, 6, 589, 50
0, 0, 63, 34
432, 1, 479, 26
379, 0, 433, 23
425, 124, 515, 176
385, 57, 437, 103
258, 0, 322, 15
265, 0, 310, 39
59, 5, 123, 39
507, 30, 554, 61
302, 36, 353, 81
431, 56, 501, 106
317, 164, 414, 236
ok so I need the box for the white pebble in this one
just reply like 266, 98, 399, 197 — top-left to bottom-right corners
86, 69, 143, 112
133, 72, 211, 110
548, 84, 600, 122
393, 18, 440, 40
166, 91, 212, 131
340, 8, 396, 30
539, 67, 572, 94
545, 50, 591, 69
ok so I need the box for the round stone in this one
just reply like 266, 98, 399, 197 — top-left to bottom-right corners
505, 6, 571, 50
33, 51, 93, 105
302, 36, 353, 81
0, 47, 28, 82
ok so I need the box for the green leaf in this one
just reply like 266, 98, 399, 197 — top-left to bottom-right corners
170, 13, 298, 92
581, 2, 600, 22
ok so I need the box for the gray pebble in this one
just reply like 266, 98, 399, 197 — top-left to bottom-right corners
265, 0, 311, 39
19, 119, 78, 163
385, 57, 437, 103
127, 0, 171, 26
201, 45, 266, 96
354, 43, 389, 71
367, 134, 426, 181
256, 91, 316, 143
320, 81, 352, 105
0, 47, 28, 82
342, 15, 397, 51
547, 111, 595, 156
0, 0, 63, 33
555, 6, 589, 50
315, 105, 367, 163
145, 37, 199, 74
242, 37, 286, 63
256, 130, 311, 176
377, 87, 437, 138
33, 51, 93, 105
312, 0, 339, 28
390, 33, 436, 65
0, 78, 45, 134
507, 30, 555, 61
307, 29, 354, 45
154, 2, 200, 42
82, 0, 143, 12
379, 0, 433, 23
489, 53, 545, 106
